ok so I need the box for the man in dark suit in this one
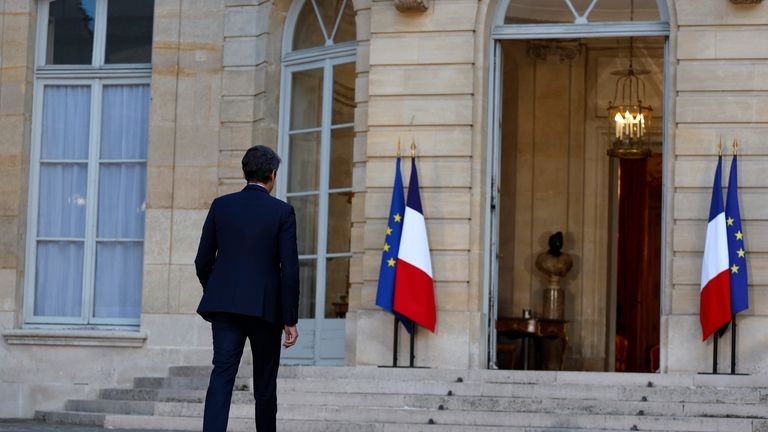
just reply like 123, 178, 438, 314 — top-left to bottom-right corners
194, 145, 299, 432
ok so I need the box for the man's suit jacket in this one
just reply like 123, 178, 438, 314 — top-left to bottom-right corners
194, 184, 300, 327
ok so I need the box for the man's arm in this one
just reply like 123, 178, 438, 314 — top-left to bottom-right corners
194, 201, 218, 289
278, 205, 300, 327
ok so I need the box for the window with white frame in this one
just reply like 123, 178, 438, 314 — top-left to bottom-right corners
25, 0, 153, 326
280, 0, 356, 322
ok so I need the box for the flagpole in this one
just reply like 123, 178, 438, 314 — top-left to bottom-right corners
730, 318, 736, 375
409, 320, 416, 367
392, 317, 400, 367
712, 334, 718, 374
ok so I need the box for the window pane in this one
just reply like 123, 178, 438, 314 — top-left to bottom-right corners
288, 132, 321, 192
588, 0, 660, 22
41, 86, 91, 160
101, 85, 150, 160
288, 195, 318, 255
291, 68, 323, 130
325, 256, 350, 318
327, 192, 352, 254
293, 1, 326, 51
97, 164, 147, 239
505, 0, 574, 24
105, 0, 154, 64
332, 0, 356, 45
46, 0, 96, 65
330, 128, 353, 190
332, 63, 355, 125
38, 164, 88, 238
93, 242, 143, 318
299, 259, 316, 318
34, 241, 83, 317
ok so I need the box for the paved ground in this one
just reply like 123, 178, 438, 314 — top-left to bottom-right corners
0, 420, 188, 432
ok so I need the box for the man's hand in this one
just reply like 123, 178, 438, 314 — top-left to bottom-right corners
283, 325, 298, 348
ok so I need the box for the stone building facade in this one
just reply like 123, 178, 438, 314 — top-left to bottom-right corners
1, 0, 767, 419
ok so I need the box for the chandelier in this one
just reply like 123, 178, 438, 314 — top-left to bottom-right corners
606, 39, 652, 159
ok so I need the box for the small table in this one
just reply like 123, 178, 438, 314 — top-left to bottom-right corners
496, 317, 568, 370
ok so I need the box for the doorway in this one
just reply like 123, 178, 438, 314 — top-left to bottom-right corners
490, 36, 664, 371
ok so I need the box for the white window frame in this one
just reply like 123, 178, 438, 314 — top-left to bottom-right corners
278, 0, 357, 364
23, 0, 152, 328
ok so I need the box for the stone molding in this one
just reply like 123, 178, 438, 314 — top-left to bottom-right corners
2, 329, 147, 348
394, 0, 430, 12
729, 0, 762, 3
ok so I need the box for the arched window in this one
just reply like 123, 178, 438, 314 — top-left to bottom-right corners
278, 0, 356, 365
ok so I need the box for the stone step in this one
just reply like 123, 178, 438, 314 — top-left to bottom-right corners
132, 376, 251, 390
65, 392, 768, 419
37, 408, 765, 432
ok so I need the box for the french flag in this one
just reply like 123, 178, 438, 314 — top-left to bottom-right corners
700, 156, 732, 341
393, 158, 436, 332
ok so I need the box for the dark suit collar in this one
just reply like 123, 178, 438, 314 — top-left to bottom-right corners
244, 183, 270, 194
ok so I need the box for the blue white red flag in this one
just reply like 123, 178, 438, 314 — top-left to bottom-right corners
375, 157, 412, 333
393, 158, 436, 332
700, 156, 732, 341
726, 155, 748, 316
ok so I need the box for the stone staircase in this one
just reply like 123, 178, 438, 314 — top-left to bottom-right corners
36, 366, 768, 431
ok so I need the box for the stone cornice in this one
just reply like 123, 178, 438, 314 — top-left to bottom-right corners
2, 329, 147, 348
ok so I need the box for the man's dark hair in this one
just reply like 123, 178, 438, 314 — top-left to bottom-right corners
242, 145, 281, 183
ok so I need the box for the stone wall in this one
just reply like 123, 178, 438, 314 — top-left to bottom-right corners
666, 0, 768, 374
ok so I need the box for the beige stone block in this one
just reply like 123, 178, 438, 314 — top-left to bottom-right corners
354, 102, 369, 134
674, 158, 768, 188
148, 123, 176, 166
353, 0, 372, 11
677, 30, 716, 60
675, 125, 768, 156
352, 192, 366, 222
369, 65, 473, 96
365, 157, 471, 188
0, 216, 18, 268
367, 126, 472, 157
224, 4, 269, 37
0, 382, 22, 417
666, 315, 715, 372
675, 0, 768, 25
715, 29, 768, 59
735, 317, 768, 373
434, 282, 468, 311
172, 166, 219, 210
218, 179, 246, 196
674, 190, 768, 220
152, 13, 181, 44
0, 14, 33, 67
149, 76, 179, 124
170, 264, 201, 314
0, 115, 25, 156
355, 74, 370, 104
179, 6, 224, 45
352, 309, 403, 365
353, 164, 367, 192
676, 94, 768, 124
349, 254, 364, 285
0, 269, 17, 311
221, 96, 260, 123
674, 220, 768, 253
219, 150, 244, 179
220, 124, 255, 150
142, 264, 170, 313
369, 32, 474, 65
0, 82, 26, 116
223, 36, 267, 67
170, 210, 208, 265
0, 167, 21, 215
411, 310, 470, 368
672, 254, 768, 286
364, 219, 469, 251
677, 61, 768, 92
356, 8, 372, 41
368, 95, 472, 126
222, 66, 266, 96
670, 285, 699, 315
142, 312, 199, 347
356, 41, 371, 74
371, 0, 477, 33
174, 126, 220, 167
146, 165, 174, 209
365, 188, 470, 219
175, 75, 222, 126
177, 46, 223, 76
224, 0, 263, 6
353, 133, 367, 163
144, 209, 172, 264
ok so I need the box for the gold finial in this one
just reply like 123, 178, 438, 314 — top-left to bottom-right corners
718, 136, 723, 156
397, 137, 401, 157
410, 138, 416, 158
732, 137, 739, 155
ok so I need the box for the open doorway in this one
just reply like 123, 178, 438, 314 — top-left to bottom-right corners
493, 36, 664, 372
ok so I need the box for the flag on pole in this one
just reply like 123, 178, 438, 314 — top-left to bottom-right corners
700, 156, 732, 341
375, 157, 412, 333
393, 157, 436, 332
726, 154, 748, 316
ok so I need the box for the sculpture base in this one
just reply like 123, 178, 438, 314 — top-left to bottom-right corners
543, 287, 565, 320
